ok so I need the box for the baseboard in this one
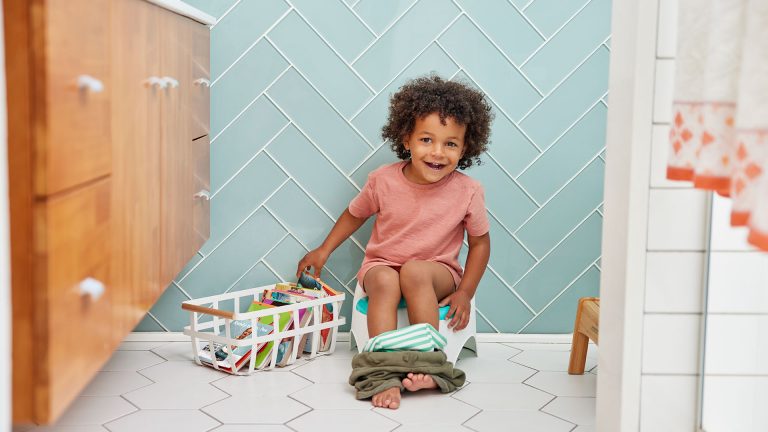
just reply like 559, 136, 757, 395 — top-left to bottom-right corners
125, 331, 580, 344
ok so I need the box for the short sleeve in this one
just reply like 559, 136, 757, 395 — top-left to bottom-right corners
463, 185, 490, 236
348, 174, 379, 218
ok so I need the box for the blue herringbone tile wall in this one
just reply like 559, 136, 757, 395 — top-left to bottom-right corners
138, 0, 611, 334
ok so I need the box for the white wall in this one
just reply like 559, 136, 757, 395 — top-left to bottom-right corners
0, 0, 11, 427
598, 0, 709, 430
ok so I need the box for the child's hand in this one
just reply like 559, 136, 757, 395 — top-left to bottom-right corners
438, 290, 472, 332
296, 248, 329, 279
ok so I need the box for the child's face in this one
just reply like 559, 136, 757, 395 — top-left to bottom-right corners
402, 113, 466, 185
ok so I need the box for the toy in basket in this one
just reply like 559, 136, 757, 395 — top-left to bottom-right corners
181, 273, 346, 374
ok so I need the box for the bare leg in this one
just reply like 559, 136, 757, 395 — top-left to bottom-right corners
363, 265, 401, 337
363, 266, 402, 408
399, 260, 455, 330
399, 261, 454, 393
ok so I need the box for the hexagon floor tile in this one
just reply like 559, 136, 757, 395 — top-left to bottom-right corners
53, 396, 136, 425
525, 371, 597, 397
542, 396, 597, 426
34, 341, 600, 430
464, 410, 575, 432
80, 371, 153, 396
203, 394, 310, 424
105, 409, 220, 432
455, 356, 537, 383
210, 426, 294, 432
289, 382, 371, 409
100, 350, 165, 372
288, 410, 398, 432
374, 391, 479, 425
291, 356, 353, 383
213, 370, 312, 396
452, 382, 554, 410
511, 349, 597, 372
139, 357, 227, 383
123, 381, 229, 409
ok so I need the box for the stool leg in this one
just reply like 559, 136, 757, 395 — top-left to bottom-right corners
568, 331, 589, 374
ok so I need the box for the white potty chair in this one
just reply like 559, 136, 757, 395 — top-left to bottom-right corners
349, 283, 478, 364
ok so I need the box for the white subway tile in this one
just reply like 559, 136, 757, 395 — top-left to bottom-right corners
653, 59, 675, 123
647, 189, 708, 251
650, 125, 690, 188
710, 193, 755, 251
640, 375, 697, 432
657, 0, 678, 58
642, 314, 701, 374
702, 376, 768, 432
645, 252, 704, 313
704, 315, 768, 375
708, 252, 768, 313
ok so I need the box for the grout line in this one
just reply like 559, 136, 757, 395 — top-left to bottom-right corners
476, 308, 502, 333
210, 122, 291, 198
486, 208, 538, 261
513, 150, 605, 233
505, 0, 546, 39
145, 311, 171, 332
349, 12, 465, 122
519, 0, 594, 68
350, 0, 419, 65
348, 141, 387, 179
285, 0, 377, 93
263, 39, 376, 149
435, 41, 543, 151
517, 42, 608, 123
452, 7, 544, 97
339, 0, 378, 37
210, 65, 292, 144
508, 206, 602, 290
209, 0, 243, 29
210, 7, 294, 86
171, 281, 193, 301
264, 97, 364, 192
517, 259, 600, 333
514, 94, 609, 180
484, 264, 538, 315
485, 151, 541, 208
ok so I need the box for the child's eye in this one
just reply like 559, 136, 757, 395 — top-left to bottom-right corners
447, 142, 457, 147
420, 137, 432, 143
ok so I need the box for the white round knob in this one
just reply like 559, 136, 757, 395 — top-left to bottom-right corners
77, 75, 104, 93
79, 277, 105, 301
144, 76, 167, 89
161, 76, 179, 88
193, 78, 211, 87
194, 190, 210, 201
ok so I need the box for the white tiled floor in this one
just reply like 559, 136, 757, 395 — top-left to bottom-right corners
14, 340, 598, 432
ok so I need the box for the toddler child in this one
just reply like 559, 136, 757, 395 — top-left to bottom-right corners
296, 75, 493, 409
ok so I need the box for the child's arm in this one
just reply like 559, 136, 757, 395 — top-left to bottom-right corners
296, 208, 368, 278
439, 232, 490, 331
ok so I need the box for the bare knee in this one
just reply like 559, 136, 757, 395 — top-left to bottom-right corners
364, 266, 400, 300
399, 261, 432, 295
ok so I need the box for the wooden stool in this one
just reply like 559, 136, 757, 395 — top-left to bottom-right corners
568, 297, 599, 375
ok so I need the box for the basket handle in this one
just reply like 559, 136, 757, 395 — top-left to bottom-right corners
181, 303, 235, 319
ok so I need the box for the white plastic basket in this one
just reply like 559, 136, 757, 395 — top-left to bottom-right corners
181, 284, 346, 375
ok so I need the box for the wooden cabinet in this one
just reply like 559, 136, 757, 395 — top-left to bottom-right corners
5, 0, 210, 424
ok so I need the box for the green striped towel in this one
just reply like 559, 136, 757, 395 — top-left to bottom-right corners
363, 323, 447, 352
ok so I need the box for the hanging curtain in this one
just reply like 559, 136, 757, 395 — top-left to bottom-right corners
667, 0, 768, 251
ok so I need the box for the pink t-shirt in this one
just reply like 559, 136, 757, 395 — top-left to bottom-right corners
349, 161, 490, 288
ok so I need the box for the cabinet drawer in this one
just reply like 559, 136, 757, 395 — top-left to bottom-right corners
41, 0, 111, 195
37, 178, 114, 421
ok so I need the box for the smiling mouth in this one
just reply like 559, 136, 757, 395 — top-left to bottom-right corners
425, 162, 445, 170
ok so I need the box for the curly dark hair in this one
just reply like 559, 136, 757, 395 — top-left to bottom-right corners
381, 74, 494, 170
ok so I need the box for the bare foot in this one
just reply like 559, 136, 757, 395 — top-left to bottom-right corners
402, 373, 439, 392
371, 386, 401, 409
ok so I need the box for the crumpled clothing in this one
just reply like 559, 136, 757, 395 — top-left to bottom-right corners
348, 350, 465, 400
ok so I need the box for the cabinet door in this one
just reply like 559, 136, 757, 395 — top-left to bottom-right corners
41, 0, 111, 195
37, 179, 113, 422
159, 11, 210, 287
110, 0, 162, 331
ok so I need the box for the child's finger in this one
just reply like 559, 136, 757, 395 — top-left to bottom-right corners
438, 293, 453, 307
